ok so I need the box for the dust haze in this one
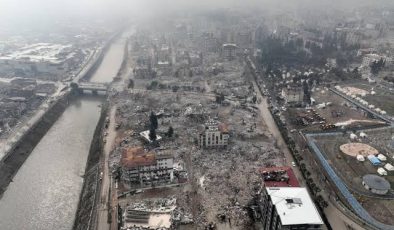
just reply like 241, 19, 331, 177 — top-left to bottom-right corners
1, 0, 393, 33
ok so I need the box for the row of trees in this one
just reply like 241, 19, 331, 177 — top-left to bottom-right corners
271, 109, 329, 210
258, 32, 360, 69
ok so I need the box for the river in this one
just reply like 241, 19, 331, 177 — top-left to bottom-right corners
89, 32, 128, 83
0, 32, 127, 230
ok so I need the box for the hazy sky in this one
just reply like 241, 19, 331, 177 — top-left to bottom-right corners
0, 0, 392, 34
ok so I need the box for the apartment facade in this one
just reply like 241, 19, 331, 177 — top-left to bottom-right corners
198, 120, 229, 148
121, 147, 174, 187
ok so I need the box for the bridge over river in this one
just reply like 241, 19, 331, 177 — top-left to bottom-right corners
0, 27, 130, 230
76, 82, 109, 95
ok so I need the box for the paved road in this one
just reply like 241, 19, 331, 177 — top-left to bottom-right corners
97, 106, 117, 230
251, 79, 306, 186
0, 81, 68, 161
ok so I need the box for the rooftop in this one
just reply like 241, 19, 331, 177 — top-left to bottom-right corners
266, 187, 323, 226
362, 174, 391, 191
203, 119, 229, 133
260, 167, 300, 187
218, 123, 229, 133
223, 43, 237, 48
139, 130, 162, 143
121, 147, 156, 169
0, 43, 73, 64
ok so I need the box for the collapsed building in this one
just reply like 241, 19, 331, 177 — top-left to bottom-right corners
120, 147, 174, 188
121, 198, 176, 230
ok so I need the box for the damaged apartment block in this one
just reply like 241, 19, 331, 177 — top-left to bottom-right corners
198, 119, 229, 149
120, 147, 174, 188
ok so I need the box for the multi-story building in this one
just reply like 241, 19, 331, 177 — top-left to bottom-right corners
362, 53, 385, 68
198, 119, 229, 148
120, 147, 174, 188
203, 32, 219, 53
281, 88, 304, 104
0, 43, 78, 80
258, 187, 323, 230
222, 44, 237, 60
236, 31, 252, 50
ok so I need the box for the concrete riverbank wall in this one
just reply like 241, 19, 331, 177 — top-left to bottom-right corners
0, 92, 73, 197
79, 30, 124, 83
73, 102, 108, 230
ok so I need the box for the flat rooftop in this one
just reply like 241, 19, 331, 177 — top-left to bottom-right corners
266, 187, 323, 226
0, 43, 73, 64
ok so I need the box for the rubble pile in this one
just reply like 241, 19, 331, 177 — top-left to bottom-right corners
110, 30, 289, 229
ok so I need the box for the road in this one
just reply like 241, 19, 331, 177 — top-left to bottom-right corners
247, 59, 366, 230
96, 31, 133, 230
0, 81, 68, 161
250, 80, 305, 185
97, 106, 117, 230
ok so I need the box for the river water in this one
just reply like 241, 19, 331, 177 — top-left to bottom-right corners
89, 33, 128, 83
0, 32, 127, 230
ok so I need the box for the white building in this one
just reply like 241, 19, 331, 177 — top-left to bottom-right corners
258, 187, 323, 230
362, 53, 385, 67
222, 44, 237, 60
281, 88, 304, 104
0, 43, 75, 79
139, 130, 162, 143
198, 119, 229, 148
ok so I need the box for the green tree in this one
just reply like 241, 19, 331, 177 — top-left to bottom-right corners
149, 126, 157, 141
167, 126, 174, 137
128, 79, 134, 89
216, 94, 225, 104
150, 112, 158, 130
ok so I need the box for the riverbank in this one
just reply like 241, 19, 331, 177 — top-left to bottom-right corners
73, 102, 108, 230
74, 29, 132, 230
0, 91, 73, 198
75, 29, 126, 83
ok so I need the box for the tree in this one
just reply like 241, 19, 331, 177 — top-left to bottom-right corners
149, 126, 157, 141
70, 82, 80, 94
150, 112, 158, 130
303, 81, 311, 104
370, 58, 385, 75
128, 79, 134, 89
167, 126, 174, 137
216, 94, 225, 104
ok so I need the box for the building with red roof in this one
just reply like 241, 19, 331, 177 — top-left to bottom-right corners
259, 166, 300, 187
121, 147, 174, 188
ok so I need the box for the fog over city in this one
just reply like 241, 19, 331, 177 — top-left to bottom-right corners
1, 0, 394, 29
0, 0, 394, 230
